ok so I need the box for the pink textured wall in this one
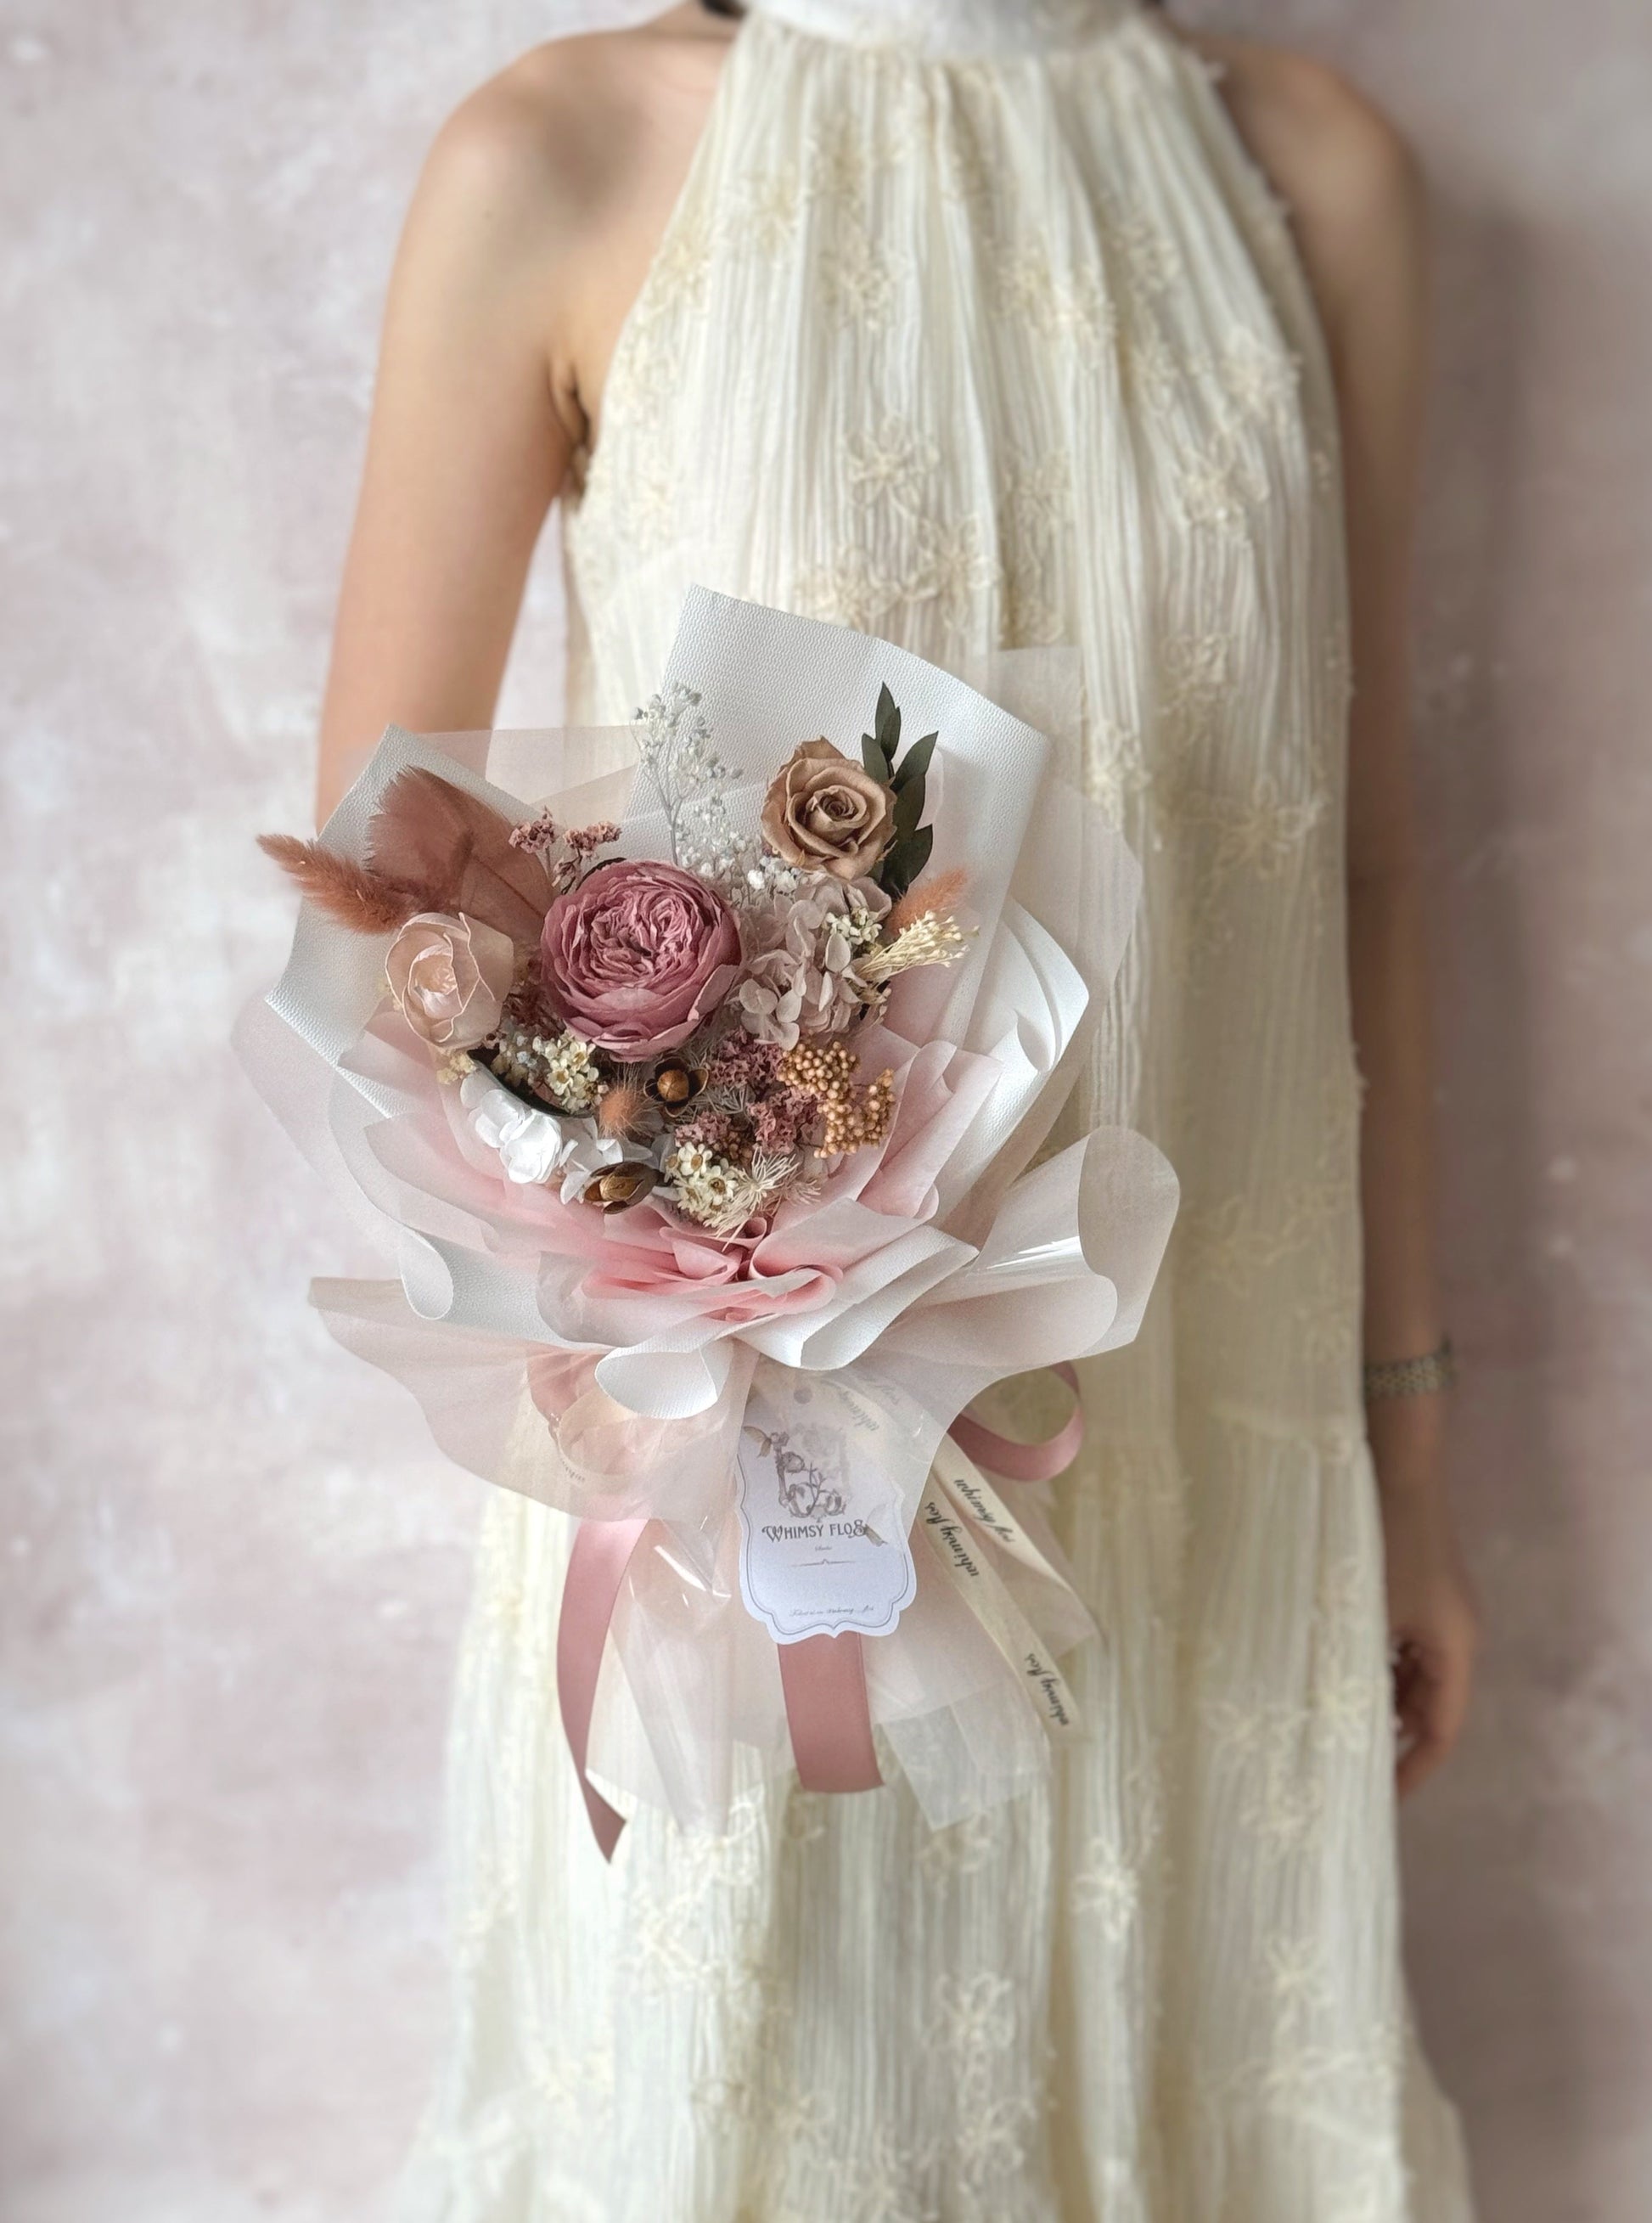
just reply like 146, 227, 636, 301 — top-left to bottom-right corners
1190, 5, 1652, 2215
3, 3, 1647, 2218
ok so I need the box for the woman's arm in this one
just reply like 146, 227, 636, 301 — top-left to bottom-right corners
1319, 93, 1479, 1802
313, 80, 582, 825
313, 12, 734, 825
1200, 41, 1480, 1795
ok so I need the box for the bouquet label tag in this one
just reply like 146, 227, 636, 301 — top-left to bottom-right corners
735, 1374, 918, 1644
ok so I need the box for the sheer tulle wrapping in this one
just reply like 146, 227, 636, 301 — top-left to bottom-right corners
240, 589, 1177, 1832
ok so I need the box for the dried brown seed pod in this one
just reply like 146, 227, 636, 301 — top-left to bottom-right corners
646, 1056, 703, 1112
580, 1162, 660, 1213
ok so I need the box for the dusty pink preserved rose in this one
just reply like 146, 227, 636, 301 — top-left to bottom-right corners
385, 911, 514, 1050
539, 858, 741, 1060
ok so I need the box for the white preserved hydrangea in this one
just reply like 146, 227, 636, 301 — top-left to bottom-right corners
735, 951, 809, 1049
788, 875, 887, 964
460, 1070, 623, 1190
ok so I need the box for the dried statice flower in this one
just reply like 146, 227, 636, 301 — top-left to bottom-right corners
704, 1030, 785, 1095
694, 1031, 818, 1151
508, 809, 621, 893
671, 1108, 747, 1160
750, 1083, 818, 1155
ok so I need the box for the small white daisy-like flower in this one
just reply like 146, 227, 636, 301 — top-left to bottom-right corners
538, 1029, 601, 1112
663, 1140, 746, 1222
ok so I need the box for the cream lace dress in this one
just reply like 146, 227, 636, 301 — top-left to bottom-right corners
395, 3, 1475, 2216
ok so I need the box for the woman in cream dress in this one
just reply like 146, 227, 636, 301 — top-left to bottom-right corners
315, 3, 1479, 2215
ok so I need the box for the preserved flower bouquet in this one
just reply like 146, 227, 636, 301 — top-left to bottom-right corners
261, 678, 964, 1235
241, 588, 1177, 1849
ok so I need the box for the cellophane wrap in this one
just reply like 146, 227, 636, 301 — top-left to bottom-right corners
238, 589, 1178, 1834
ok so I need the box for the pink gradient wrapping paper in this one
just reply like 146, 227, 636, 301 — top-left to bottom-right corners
238, 589, 1180, 1836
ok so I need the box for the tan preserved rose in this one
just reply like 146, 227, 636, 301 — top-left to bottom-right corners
760, 738, 896, 881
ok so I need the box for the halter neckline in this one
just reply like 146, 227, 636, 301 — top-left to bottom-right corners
740, 0, 1143, 61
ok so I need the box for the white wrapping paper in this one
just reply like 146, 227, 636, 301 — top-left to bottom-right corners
239, 589, 1179, 1832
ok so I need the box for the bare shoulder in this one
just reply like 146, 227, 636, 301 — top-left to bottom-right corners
400, 6, 733, 425
1174, 28, 1428, 335
413, 9, 731, 270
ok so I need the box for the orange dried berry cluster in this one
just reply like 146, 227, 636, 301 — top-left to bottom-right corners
779, 1038, 896, 1157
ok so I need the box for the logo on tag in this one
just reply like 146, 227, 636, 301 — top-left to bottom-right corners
734, 1376, 918, 1644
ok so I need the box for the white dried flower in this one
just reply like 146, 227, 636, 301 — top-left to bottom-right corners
539, 1028, 602, 1112
632, 681, 757, 886
461, 1070, 622, 1189
663, 1138, 747, 1225
665, 1147, 816, 1237
485, 1021, 602, 1112
857, 912, 969, 984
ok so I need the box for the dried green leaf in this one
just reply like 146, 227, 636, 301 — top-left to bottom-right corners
879, 824, 934, 900
874, 683, 902, 757
891, 730, 937, 795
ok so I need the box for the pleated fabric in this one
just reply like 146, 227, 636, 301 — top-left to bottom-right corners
394, 4, 1476, 2216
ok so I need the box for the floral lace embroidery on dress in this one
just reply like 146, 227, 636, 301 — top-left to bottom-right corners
396, 7, 1476, 2220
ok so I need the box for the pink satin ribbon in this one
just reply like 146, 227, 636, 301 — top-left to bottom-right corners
777, 1632, 885, 1792
558, 1516, 649, 1861
558, 1365, 1086, 1859
946, 1360, 1083, 1483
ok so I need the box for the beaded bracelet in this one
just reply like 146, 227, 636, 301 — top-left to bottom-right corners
1362, 1337, 1458, 1402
